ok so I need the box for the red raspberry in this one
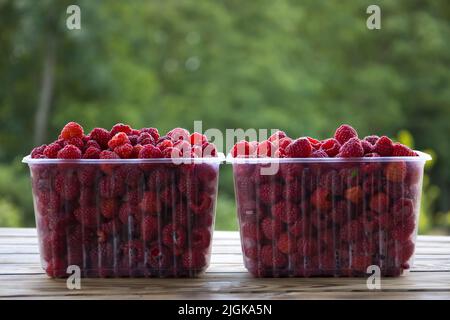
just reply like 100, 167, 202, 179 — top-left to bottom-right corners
334, 124, 358, 145
271, 202, 299, 223
311, 149, 328, 158
231, 140, 255, 157
97, 218, 120, 241
192, 228, 211, 250
277, 137, 292, 151
190, 192, 212, 215
43, 143, 62, 159
138, 144, 163, 158
99, 174, 125, 198
83, 146, 101, 159
392, 198, 414, 220
99, 150, 120, 173
385, 162, 407, 182
258, 183, 282, 205
121, 240, 145, 265
374, 136, 394, 156
268, 130, 287, 143
182, 251, 206, 270
110, 123, 132, 136
147, 245, 171, 269
57, 144, 82, 159
141, 215, 158, 242
53, 173, 80, 200
132, 144, 143, 158
339, 220, 364, 242
277, 233, 297, 254
202, 142, 217, 157
191, 145, 203, 158
352, 255, 372, 271
285, 138, 312, 158
370, 192, 389, 213
168, 127, 190, 142
42, 232, 67, 261
261, 217, 282, 240
60, 121, 84, 140
79, 187, 96, 206
361, 140, 373, 154
100, 198, 118, 219
392, 143, 416, 157
89, 128, 110, 149
241, 221, 262, 241
63, 137, 84, 149
397, 240, 415, 262
319, 170, 344, 195
140, 191, 161, 214
141, 127, 160, 141
157, 139, 174, 151
321, 138, 341, 157
344, 186, 363, 204
260, 245, 287, 268
74, 206, 98, 228
137, 132, 154, 145
108, 132, 130, 149
363, 135, 380, 145
84, 139, 100, 151
288, 217, 311, 238
307, 136, 321, 149
339, 137, 364, 158
45, 258, 68, 278
162, 223, 186, 253
114, 143, 134, 159
128, 134, 138, 145
31, 144, 47, 158
118, 203, 139, 224
256, 140, 275, 157
392, 219, 416, 241
311, 188, 331, 209
190, 132, 208, 146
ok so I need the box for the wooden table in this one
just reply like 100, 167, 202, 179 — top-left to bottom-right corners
0, 228, 449, 300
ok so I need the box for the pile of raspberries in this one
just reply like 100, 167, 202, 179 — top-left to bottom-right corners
231, 124, 417, 158
30, 122, 218, 277
233, 125, 421, 277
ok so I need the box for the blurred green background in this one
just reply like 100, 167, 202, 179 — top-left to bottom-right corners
0, 0, 449, 233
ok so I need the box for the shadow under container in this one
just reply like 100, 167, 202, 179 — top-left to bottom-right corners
229, 152, 431, 277
23, 155, 223, 278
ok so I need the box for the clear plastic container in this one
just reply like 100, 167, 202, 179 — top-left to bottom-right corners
228, 152, 431, 277
23, 154, 224, 278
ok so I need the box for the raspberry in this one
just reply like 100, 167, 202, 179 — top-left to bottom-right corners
231, 140, 255, 157
369, 192, 389, 213
82, 146, 101, 159
74, 206, 98, 228
43, 143, 62, 159
31, 144, 47, 158
137, 132, 154, 145
99, 174, 125, 198
190, 132, 208, 146
63, 137, 84, 149
84, 139, 100, 151
361, 140, 373, 154
141, 215, 158, 242
110, 123, 132, 136
392, 198, 414, 220
98, 218, 120, 240
114, 143, 134, 159
157, 139, 174, 151
174, 140, 191, 157
288, 217, 311, 237
190, 192, 212, 214
392, 219, 415, 241
79, 187, 96, 206
119, 165, 143, 188
168, 127, 190, 142
311, 188, 331, 209
89, 128, 110, 149
339, 220, 364, 242
241, 221, 261, 241
258, 183, 282, 205
108, 132, 130, 149
191, 145, 203, 157
307, 137, 321, 149
132, 144, 143, 158
397, 240, 415, 262
256, 140, 275, 157
268, 130, 287, 143
182, 251, 206, 269
147, 245, 171, 269
45, 258, 68, 278
374, 136, 394, 156
162, 223, 186, 253
118, 203, 139, 224
271, 202, 299, 223
321, 138, 341, 157
277, 137, 292, 151
385, 162, 407, 182
163, 146, 180, 159
42, 233, 67, 261
311, 149, 328, 158
319, 170, 344, 195
141, 127, 160, 141
285, 138, 312, 158
363, 135, 380, 145
121, 240, 145, 265
334, 124, 358, 145
339, 137, 364, 158
260, 245, 287, 268
192, 228, 211, 250
138, 144, 163, 158
140, 191, 161, 214
344, 186, 363, 204
392, 143, 416, 157
53, 173, 80, 200
100, 198, 118, 219
352, 255, 372, 271
60, 121, 84, 140
261, 217, 282, 240
277, 233, 297, 254
57, 144, 82, 159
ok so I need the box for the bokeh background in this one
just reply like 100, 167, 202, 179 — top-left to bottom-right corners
0, 0, 449, 233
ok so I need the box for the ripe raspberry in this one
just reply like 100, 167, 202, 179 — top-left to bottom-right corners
57, 144, 82, 159
31, 144, 47, 158
114, 143, 134, 159
157, 139, 174, 151
191, 145, 203, 158
311, 149, 328, 158
271, 202, 299, 223
374, 136, 394, 156
141, 215, 158, 242
84, 139, 100, 151
140, 191, 161, 214
98, 218, 120, 241
277, 233, 297, 254
132, 144, 143, 158
138, 144, 163, 158
334, 124, 358, 145
99, 150, 120, 173
45, 258, 68, 278
99, 174, 125, 198
63, 137, 84, 149
162, 223, 186, 252
339, 220, 364, 242
344, 186, 363, 204
89, 128, 110, 149
74, 206, 98, 228
392, 198, 414, 220
190, 132, 207, 146
192, 228, 211, 250
168, 127, 190, 142
311, 188, 331, 209
393, 219, 415, 241
60, 121, 84, 140
100, 198, 118, 219
268, 130, 287, 143
288, 217, 311, 238
182, 251, 206, 270
352, 255, 372, 271
53, 173, 80, 200
361, 140, 373, 154
190, 192, 212, 215
110, 123, 132, 136
141, 127, 160, 141
363, 135, 380, 145
43, 143, 62, 159
256, 140, 275, 157
231, 140, 255, 157
392, 143, 416, 157
370, 192, 389, 213
258, 183, 282, 205
285, 138, 312, 158
397, 240, 415, 262
385, 162, 407, 182
147, 245, 170, 269
260, 245, 287, 268
82, 146, 101, 159
339, 137, 364, 158
118, 203, 140, 224
137, 132, 154, 145
277, 137, 292, 151
261, 217, 282, 240
121, 240, 145, 265
241, 221, 262, 241
307, 136, 321, 149
321, 138, 341, 157
173, 140, 191, 157
319, 170, 344, 195
108, 132, 130, 149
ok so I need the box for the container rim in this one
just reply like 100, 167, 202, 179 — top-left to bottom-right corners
22, 152, 226, 164
226, 150, 432, 164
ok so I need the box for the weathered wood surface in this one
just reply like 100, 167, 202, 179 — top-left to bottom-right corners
0, 228, 449, 300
